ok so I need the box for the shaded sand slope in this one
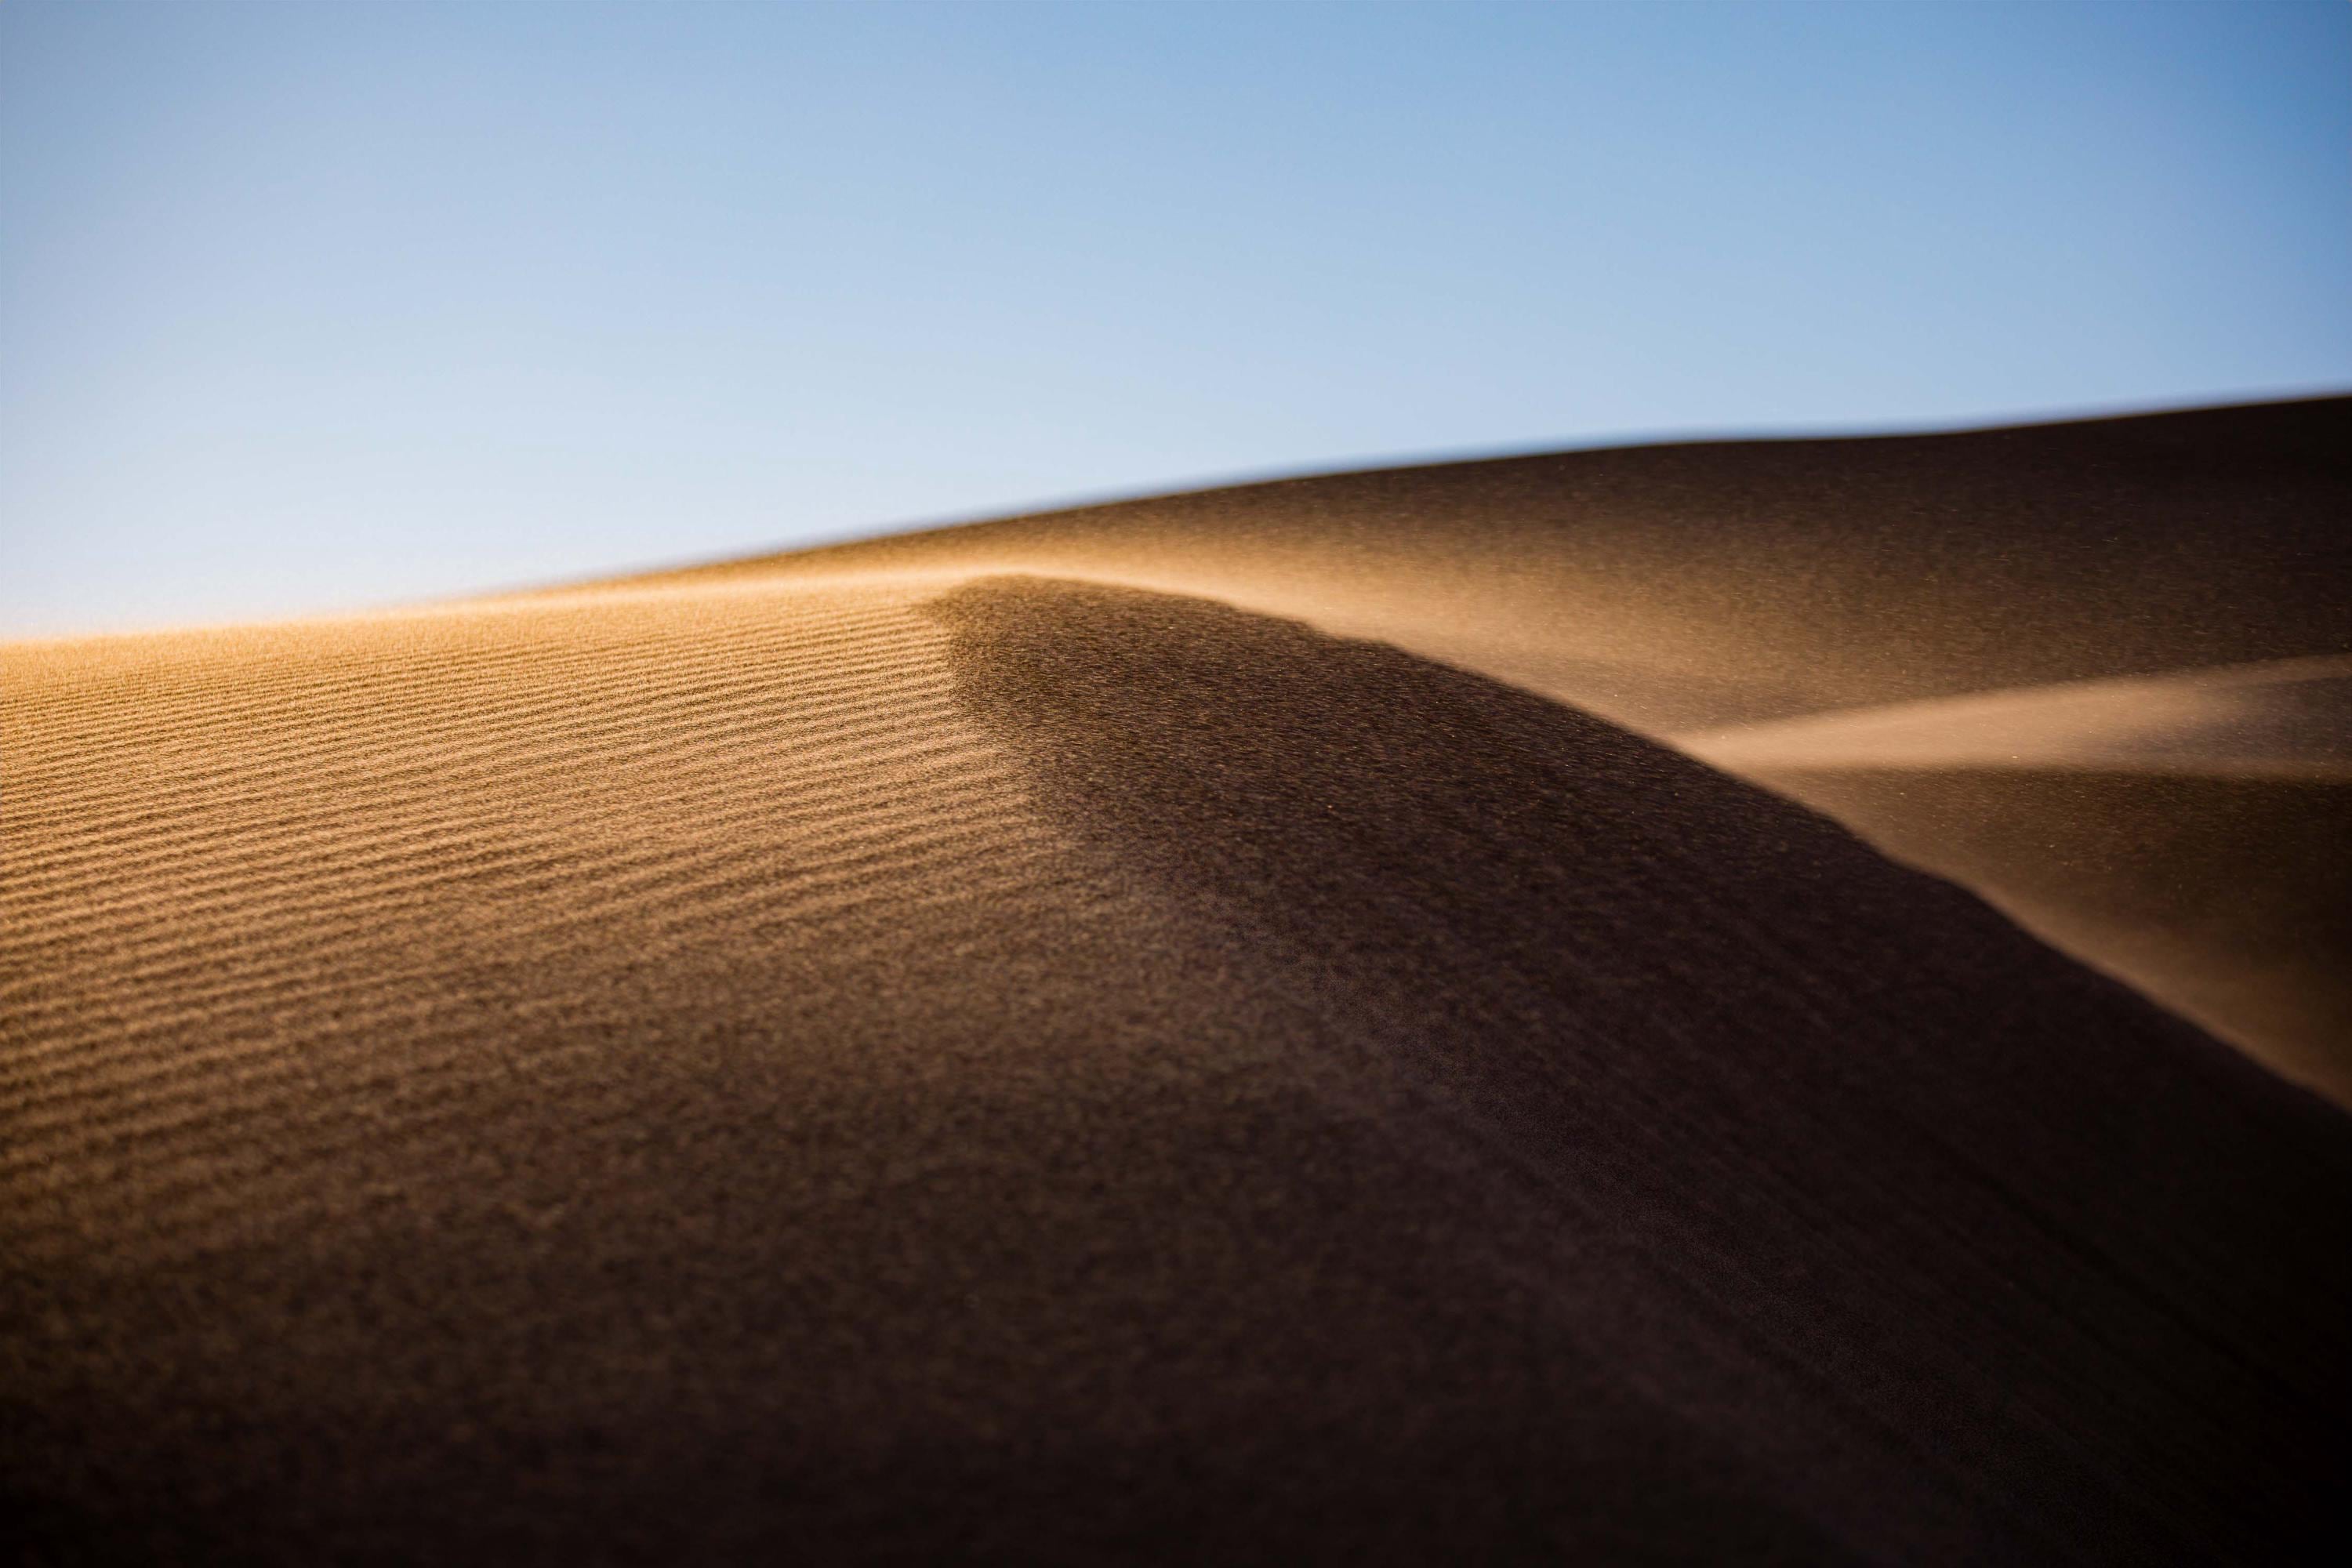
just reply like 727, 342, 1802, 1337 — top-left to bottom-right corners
1680, 658, 2352, 1098
5, 576, 2346, 1564
597, 397, 2352, 1096
1719, 766, 2352, 1105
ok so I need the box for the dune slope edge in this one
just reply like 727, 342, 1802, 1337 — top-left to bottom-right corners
1677, 655, 2352, 1098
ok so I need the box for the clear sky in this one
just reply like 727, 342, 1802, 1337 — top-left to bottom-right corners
5, 0, 2347, 636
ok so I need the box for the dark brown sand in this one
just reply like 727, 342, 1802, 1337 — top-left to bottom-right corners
4, 568, 2345, 1563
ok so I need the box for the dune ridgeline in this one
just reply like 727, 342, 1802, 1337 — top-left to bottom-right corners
5, 398, 2347, 1563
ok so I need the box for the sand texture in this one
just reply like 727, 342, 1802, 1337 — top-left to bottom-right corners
4, 401, 2349, 1563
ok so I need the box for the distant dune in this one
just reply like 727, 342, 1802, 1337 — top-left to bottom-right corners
614, 396, 2350, 730
4, 401, 2347, 1563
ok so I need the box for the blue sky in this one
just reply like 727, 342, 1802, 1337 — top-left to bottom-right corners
5, 0, 2347, 635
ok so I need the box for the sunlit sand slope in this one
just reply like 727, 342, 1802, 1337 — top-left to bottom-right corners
2, 580, 1085, 1263
4, 575, 2345, 1564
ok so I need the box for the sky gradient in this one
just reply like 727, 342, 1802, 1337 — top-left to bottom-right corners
5, 0, 2348, 636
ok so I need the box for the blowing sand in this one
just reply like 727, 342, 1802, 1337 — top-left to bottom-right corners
4, 401, 2348, 1563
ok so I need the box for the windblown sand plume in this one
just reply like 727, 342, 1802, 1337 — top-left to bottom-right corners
4, 401, 2347, 1563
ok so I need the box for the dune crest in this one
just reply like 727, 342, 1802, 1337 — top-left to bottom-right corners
620, 397, 2352, 733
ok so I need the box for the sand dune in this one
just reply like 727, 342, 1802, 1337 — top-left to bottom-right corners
5, 402, 2350, 1563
